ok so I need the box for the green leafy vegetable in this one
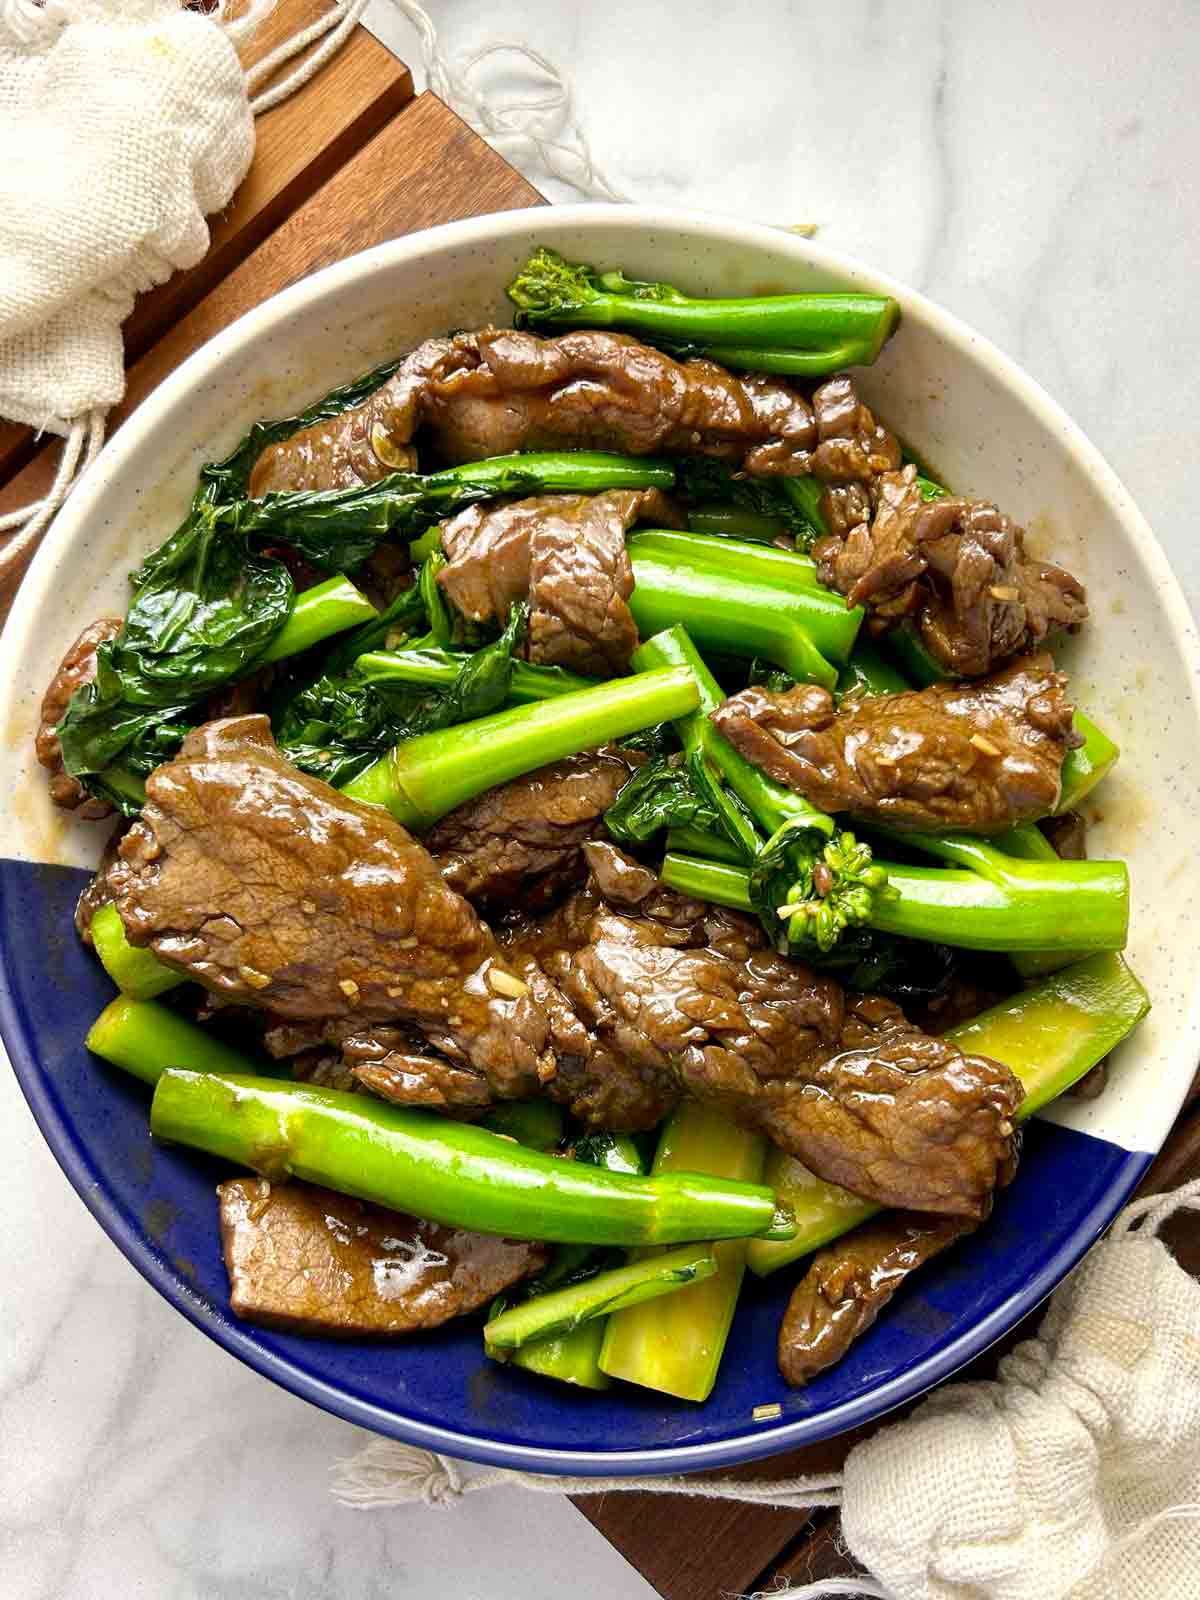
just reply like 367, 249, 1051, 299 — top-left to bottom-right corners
604, 754, 724, 847
56, 368, 411, 806
674, 458, 825, 552
276, 603, 529, 786
749, 820, 893, 955
233, 451, 676, 574
631, 627, 890, 954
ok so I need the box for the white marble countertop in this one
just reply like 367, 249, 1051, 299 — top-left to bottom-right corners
4, 3, 1198, 1595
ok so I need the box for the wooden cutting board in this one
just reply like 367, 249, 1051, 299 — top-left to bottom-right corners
3, 10, 1196, 1595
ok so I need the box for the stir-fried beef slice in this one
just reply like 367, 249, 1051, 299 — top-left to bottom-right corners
339, 1027, 492, 1110
437, 488, 681, 675
712, 651, 1080, 833
814, 464, 927, 627
810, 375, 902, 483
814, 470, 1088, 678
423, 328, 818, 472
750, 996, 1023, 1217
1040, 808, 1088, 860
261, 1016, 472, 1102
36, 617, 123, 817
778, 1210, 977, 1385
525, 497, 641, 675
501, 842, 748, 1130
509, 843, 1022, 1213
247, 329, 820, 494
246, 337, 470, 495
913, 497, 1089, 677
218, 1177, 546, 1335
804, 376, 1088, 675
104, 715, 552, 1098
428, 747, 642, 913
74, 825, 128, 946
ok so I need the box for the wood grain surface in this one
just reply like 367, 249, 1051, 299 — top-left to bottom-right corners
4, 14, 1196, 1594
0, 92, 542, 627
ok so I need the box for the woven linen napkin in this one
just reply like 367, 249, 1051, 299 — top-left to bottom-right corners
0, 0, 373, 558
0, 1, 255, 435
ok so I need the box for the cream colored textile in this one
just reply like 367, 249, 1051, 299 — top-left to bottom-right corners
0, 1, 256, 436
0, 0, 368, 560
840, 1182, 1200, 1599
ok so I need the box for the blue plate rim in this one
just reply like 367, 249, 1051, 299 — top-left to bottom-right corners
0, 896, 1153, 1475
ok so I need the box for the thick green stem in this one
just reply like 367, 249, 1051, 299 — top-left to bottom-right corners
632, 626, 832, 842
665, 824, 745, 864
485, 1244, 716, 1352
342, 665, 699, 829
354, 646, 593, 706
600, 1104, 766, 1402
661, 849, 1128, 953
747, 951, 1151, 1275
427, 451, 676, 496
686, 505, 789, 543
150, 1072, 793, 1246
506, 249, 900, 371
628, 529, 860, 686
878, 623, 1120, 816
258, 576, 377, 664
480, 1101, 565, 1151
496, 1320, 611, 1389
86, 995, 274, 1086
663, 339, 890, 376
91, 903, 185, 1000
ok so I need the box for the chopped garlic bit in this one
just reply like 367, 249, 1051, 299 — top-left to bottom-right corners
970, 733, 1002, 757
386, 985, 404, 998
988, 584, 1020, 601
238, 965, 271, 990
338, 977, 360, 1000
488, 967, 529, 999
752, 1402, 782, 1421
370, 420, 410, 469
300, 899, 317, 915
396, 936, 418, 950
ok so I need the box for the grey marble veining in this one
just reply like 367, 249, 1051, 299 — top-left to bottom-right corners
4, 2, 1199, 1594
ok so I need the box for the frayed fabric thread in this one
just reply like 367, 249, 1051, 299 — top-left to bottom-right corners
330, 1439, 844, 1513
387, 0, 630, 203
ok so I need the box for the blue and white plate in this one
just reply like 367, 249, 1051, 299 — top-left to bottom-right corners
3, 208, 1199, 1475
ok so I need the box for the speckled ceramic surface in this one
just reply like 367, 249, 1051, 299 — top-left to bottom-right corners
2, 207, 1199, 1473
